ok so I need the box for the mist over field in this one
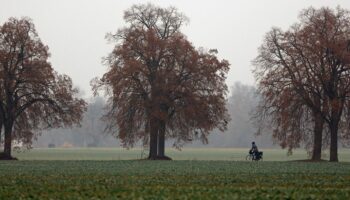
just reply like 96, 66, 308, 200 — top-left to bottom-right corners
33, 82, 274, 149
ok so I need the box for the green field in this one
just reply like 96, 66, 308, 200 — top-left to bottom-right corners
0, 148, 349, 199
12, 147, 350, 161
0, 160, 350, 199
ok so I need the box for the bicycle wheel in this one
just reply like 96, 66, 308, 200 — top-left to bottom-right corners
246, 154, 252, 161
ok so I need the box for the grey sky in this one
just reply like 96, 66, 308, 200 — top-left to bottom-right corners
1, 0, 350, 98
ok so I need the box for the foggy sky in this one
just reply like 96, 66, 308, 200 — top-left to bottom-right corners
1, 0, 350, 98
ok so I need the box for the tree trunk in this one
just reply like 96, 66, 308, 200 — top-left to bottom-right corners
311, 112, 323, 161
2, 121, 14, 160
329, 120, 339, 162
148, 117, 158, 160
157, 120, 165, 158
0, 122, 2, 146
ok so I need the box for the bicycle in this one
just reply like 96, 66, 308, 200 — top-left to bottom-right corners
246, 151, 263, 161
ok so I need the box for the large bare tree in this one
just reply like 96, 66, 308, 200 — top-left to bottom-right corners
0, 18, 87, 159
93, 3, 229, 159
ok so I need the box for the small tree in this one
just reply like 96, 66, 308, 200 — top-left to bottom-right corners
93, 3, 229, 159
0, 17, 86, 159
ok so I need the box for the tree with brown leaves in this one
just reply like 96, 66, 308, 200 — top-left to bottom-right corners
253, 70, 325, 159
254, 7, 350, 162
93, 3, 229, 160
0, 18, 87, 160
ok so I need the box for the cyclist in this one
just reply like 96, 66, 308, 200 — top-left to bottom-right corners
249, 141, 259, 160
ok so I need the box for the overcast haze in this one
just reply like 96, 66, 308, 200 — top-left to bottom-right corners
1, 0, 350, 98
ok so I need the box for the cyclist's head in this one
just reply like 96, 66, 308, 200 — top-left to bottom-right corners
252, 141, 255, 144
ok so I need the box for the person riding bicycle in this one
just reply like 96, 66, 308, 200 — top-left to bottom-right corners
249, 141, 259, 160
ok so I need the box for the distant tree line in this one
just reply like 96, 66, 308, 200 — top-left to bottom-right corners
33, 97, 116, 148
193, 83, 274, 148
33, 82, 274, 149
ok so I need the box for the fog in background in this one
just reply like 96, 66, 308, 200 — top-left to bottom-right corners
34, 97, 118, 148
34, 82, 275, 148
2, 0, 350, 148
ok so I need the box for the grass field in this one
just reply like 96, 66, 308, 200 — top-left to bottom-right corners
0, 148, 349, 199
0, 160, 350, 199
12, 147, 350, 161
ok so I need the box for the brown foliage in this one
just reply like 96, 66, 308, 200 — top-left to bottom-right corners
93, 3, 229, 158
0, 17, 87, 159
254, 7, 350, 162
